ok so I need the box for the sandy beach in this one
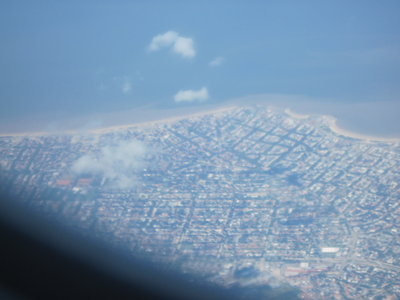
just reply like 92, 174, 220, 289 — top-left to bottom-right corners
0, 130, 50, 138
324, 115, 400, 143
284, 108, 310, 120
0, 105, 239, 137
1, 104, 399, 144
89, 105, 239, 135
284, 108, 400, 143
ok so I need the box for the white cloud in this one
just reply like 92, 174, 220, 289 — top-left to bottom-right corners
174, 87, 209, 103
172, 36, 195, 58
110, 76, 133, 94
122, 79, 132, 94
209, 56, 225, 67
148, 30, 196, 58
148, 31, 178, 51
71, 140, 146, 189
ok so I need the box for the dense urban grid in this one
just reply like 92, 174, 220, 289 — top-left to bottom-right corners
1, 106, 399, 299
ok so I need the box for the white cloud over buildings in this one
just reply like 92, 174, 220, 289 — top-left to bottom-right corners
71, 140, 146, 189
148, 31, 196, 58
174, 87, 209, 103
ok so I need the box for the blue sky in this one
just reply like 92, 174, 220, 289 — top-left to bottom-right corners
1, 0, 400, 122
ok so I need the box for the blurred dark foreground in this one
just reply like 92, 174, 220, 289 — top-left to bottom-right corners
0, 192, 299, 300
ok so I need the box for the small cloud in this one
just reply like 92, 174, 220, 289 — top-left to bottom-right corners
111, 76, 132, 94
209, 56, 225, 67
172, 36, 195, 58
148, 31, 178, 51
71, 140, 146, 189
148, 30, 196, 58
174, 87, 209, 103
122, 79, 132, 94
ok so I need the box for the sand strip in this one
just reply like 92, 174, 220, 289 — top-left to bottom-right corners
1, 105, 398, 143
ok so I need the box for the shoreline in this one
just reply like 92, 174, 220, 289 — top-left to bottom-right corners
1, 105, 399, 143
0, 105, 239, 137
324, 116, 400, 143
89, 105, 238, 135
285, 108, 400, 143
283, 108, 310, 120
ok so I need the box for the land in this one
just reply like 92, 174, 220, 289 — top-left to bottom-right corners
0, 105, 399, 299
2, 104, 399, 143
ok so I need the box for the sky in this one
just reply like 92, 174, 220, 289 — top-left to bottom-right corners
1, 1, 399, 132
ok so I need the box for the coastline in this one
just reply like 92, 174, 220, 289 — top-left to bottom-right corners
89, 105, 238, 135
284, 108, 310, 120
0, 131, 50, 138
324, 116, 400, 143
285, 108, 400, 143
0, 105, 238, 137
1, 104, 399, 143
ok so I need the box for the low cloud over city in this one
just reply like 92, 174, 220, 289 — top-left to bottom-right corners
71, 140, 146, 189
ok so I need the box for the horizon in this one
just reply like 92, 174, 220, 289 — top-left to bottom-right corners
1, 99, 399, 144
0, 95, 399, 139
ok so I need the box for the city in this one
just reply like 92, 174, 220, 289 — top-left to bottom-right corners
0, 106, 399, 299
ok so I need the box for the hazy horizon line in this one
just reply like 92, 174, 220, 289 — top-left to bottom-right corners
0, 94, 399, 141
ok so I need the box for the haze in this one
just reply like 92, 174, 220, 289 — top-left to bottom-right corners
1, 1, 399, 136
